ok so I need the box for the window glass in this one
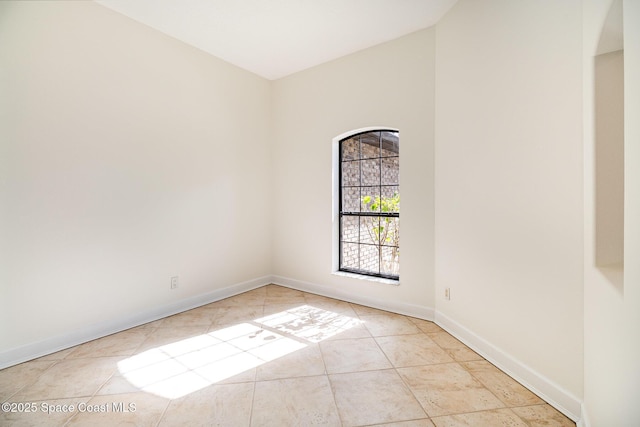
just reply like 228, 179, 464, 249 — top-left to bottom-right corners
339, 130, 399, 279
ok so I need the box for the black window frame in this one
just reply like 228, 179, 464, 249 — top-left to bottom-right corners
338, 129, 399, 280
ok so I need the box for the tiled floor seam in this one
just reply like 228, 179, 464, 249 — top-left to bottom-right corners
368, 328, 427, 419
462, 361, 546, 410
245, 379, 257, 427
1, 285, 575, 426
429, 406, 527, 423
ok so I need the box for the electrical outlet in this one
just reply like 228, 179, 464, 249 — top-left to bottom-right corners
444, 288, 450, 300
170, 276, 179, 289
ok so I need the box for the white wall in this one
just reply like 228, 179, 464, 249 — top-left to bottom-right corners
271, 29, 436, 313
3, 2, 639, 423
434, 0, 584, 411
583, 0, 640, 424
0, 1, 272, 358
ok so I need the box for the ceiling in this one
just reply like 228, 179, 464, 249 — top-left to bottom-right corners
96, 0, 458, 80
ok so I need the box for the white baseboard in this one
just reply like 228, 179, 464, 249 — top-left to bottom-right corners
0, 276, 272, 370
435, 311, 583, 423
271, 275, 583, 423
269, 275, 435, 320
1, 273, 585, 425
578, 402, 591, 427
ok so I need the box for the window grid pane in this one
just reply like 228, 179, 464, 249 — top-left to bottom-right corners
342, 187, 360, 212
359, 217, 379, 244
339, 130, 399, 280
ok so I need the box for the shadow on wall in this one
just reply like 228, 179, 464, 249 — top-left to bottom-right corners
594, 0, 624, 293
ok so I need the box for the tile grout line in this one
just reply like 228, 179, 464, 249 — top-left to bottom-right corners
1, 284, 574, 426
246, 296, 262, 427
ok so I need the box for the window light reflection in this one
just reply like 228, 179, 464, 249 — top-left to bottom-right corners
118, 305, 362, 399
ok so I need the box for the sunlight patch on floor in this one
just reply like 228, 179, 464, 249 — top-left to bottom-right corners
255, 304, 363, 343
118, 305, 362, 399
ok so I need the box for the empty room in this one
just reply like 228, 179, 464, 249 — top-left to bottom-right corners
1, 0, 638, 426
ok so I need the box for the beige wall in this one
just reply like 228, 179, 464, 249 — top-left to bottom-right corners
594, 50, 624, 270
3, 1, 639, 424
0, 1, 272, 352
271, 28, 436, 311
583, 0, 640, 424
434, 0, 584, 402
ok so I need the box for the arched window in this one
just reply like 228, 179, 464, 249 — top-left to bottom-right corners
338, 130, 399, 279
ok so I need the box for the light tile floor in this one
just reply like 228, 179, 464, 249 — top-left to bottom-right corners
1, 284, 576, 426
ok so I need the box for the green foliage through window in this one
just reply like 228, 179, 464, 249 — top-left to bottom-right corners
361, 193, 399, 275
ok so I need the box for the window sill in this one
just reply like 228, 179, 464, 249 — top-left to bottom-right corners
332, 271, 400, 286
